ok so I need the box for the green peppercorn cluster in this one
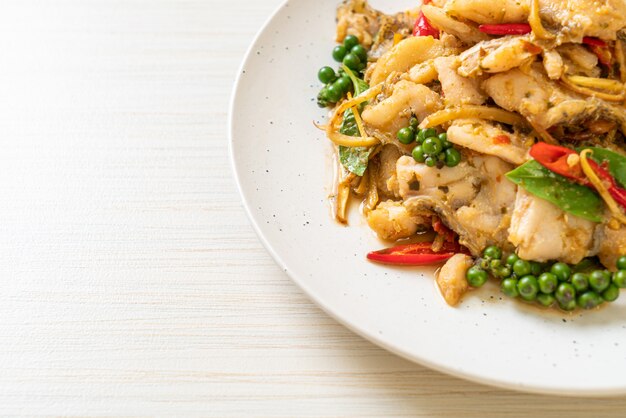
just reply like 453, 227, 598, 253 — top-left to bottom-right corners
396, 119, 461, 168
466, 248, 626, 311
317, 35, 368, 107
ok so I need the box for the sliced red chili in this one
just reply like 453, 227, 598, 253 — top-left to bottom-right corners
581, 37, 612, 65
587, 159, 626, 209
413, 11, 439, 38
531, 142, 626, 212
529, 142, 586, 183
582, 37, 607, 48
478, 23, 531, 36
433, 218, 455, 243
367, 241, 466, 266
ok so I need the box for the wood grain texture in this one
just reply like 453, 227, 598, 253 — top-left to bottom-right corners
1, 0, 626, 416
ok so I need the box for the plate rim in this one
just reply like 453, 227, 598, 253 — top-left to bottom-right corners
228, 0, 626, 397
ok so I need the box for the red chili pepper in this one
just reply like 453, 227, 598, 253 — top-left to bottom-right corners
433, 218, 455, 243
413, 11, 439, 38
586, 159, 626, 209
582, 37, 607, 48
529, 142, 586, 183
581, 37, 612, 65
367, 241, 466, 266
478, 23, 531, 36
531, 142, 626, 211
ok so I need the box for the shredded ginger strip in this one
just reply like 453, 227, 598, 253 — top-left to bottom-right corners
561, 75, 625, 102
580, 149, 626, 225
566, 75, 624, 92
326, 85, 383, 148
529, 0, 555, 40
419, 106, 526, 129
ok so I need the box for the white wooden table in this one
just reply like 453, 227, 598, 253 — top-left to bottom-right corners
2, 0, 626, 415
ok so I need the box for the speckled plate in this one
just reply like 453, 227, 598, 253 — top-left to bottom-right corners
229, 0, 626, 396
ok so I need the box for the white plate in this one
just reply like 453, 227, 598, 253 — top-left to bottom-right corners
230, 0, 626, 396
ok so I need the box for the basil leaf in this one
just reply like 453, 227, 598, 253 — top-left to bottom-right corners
339, 108, 359, 137
506, 160, 603, 222
335, 67, 372, 177
584, 147, 626, 188
338, 97, 371, 176
354, 78, 369, 96
342, 65, 369, 96
339, 145, 372, 177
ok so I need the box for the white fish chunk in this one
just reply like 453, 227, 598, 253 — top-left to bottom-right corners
437, 254, 473, 306
433, 56, 487, 106
508, 189, 596, 264
396, 156, 479, 207
362, 81, 443, 135
366, 200, 423, 241
447, 119, 528, 165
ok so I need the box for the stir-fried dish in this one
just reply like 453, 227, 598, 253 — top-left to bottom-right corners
315, 0, 626, 311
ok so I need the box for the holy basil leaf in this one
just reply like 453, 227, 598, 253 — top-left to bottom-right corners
339, 145, 372, 177
342, 64, 369, 96
338, 100, 371, 176
354, 77, 369, 96
336, 67, 371, 176
339, 108, 359, 136
584, 147, 626, 189
506, 160, 603, 222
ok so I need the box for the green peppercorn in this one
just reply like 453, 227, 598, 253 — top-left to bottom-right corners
412, 145, 426, 163
332, 45, 348, 62
555, 283, 576, 307
538, 272, 558, 294
317, 87, 331, 107
342, 53, 361, 70
501, 278, 519, 298
444, 148, 461, 167
416, 129, 426, 144
505, 254, 520, 267
551, 262, 572, 282
537, 293, 556, 307
494, 266, 512, 278
518, 275, 539, 301
490, 260, 502, 271
422, 137, 443, 155
325, 84, 343, 103
578, 291, 604, 309
617, 255, 626, 270
483, 246, 502, 260
613, 270, 626, 288
409, 117, 419, 129
530, 261, 543, 276
603, 284, 620, 302
589, 270, 611, 293
571, 272, 589, 293
573, 258, 597, 272
318, 66, 337, 84
425, 157, 436, 167
422, 128, 437, 139
351, 44, 367, 62
335, 75, 352, 93
466, 266, 488, 288
397, 127, 416, 144
343, 35, 360, 50
513, 260, 531, 277
559, 299, 578, 311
